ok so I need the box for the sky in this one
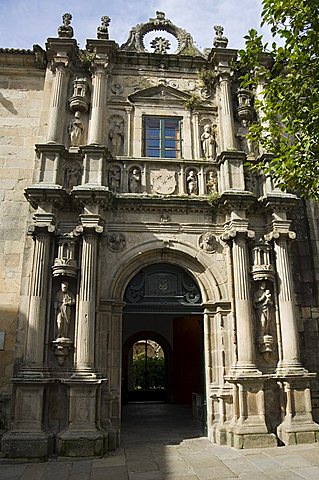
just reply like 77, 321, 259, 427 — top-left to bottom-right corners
0, 0, 273, 52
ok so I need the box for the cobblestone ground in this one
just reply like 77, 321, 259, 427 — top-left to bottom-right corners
1, 404, 319, 480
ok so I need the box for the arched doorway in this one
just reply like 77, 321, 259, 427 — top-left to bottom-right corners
122, 263, 205, 411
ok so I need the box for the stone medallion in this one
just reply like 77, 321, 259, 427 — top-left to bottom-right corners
107, 232, 126, 252
199, 232, 218, 253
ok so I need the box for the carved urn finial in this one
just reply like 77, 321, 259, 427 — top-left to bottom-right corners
97, 15, 111, 39
213, 25, 228, 48
58, 13, 74, 39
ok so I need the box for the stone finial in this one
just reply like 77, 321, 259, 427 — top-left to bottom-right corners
213, 25, 228, 48
97, 15, 111, 40
58, 13, 74, 38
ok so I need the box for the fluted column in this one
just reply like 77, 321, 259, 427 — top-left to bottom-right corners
272, 231, 303, 372
47, 57, 70, 143
25, 226, 54, 370
74, 224, 103, 374
88, 61, 108, 145
219, 72, 236, 151
223, 224, 259, 376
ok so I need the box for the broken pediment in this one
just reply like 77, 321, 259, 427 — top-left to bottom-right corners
128, 84, 193, 105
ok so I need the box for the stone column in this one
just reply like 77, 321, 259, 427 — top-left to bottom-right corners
74, 223, 103, 375
271, 231, 303, 372
24, 226, 54, 371
47, 56, 70, 144
219, 72, 236, 151
224, 226, 259, 375
88, 61, 108, 145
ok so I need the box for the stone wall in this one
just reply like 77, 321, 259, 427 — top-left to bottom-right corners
0, 54, 45, 426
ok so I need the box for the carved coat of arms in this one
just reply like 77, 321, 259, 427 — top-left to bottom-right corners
151, 169, 176, 194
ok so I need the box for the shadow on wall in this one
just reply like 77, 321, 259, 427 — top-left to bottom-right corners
0, 92, 17, 115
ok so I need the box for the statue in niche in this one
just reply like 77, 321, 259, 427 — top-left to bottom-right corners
253, 282, 273, 338
129, 168, 141, 193
109, 117, 124, 156
54, 281, 75, 339
68, 111, 84, 147
64, 163, 82, 190
206, 170, 218, 194
186, 170, 198, 195
108, 166, 121, 193
201, 124, 216, 160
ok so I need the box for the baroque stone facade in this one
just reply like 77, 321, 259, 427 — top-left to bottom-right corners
1, 12, 319, 458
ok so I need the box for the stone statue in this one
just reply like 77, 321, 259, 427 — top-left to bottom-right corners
201, 124, 216, 160
186, 170, 198, 195
129, 168, 141, 193
68, 111, 84, 147
109, 118, 124, 156
109, 166, 121, 192
64, 163, 81, 190
54, 281, 75, 339
206, 170, 218, 193
253, 282, 273, 337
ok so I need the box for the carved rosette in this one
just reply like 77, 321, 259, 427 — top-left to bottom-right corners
106, 232, 126, 252
199, 232, 219, 253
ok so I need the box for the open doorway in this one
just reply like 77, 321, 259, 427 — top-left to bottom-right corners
121, 263, 206, 434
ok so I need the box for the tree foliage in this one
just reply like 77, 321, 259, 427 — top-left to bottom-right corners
133, 353, 165, 390
238, 0, 319, 198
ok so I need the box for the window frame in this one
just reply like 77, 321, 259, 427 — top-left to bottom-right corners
143, 116, 183, 159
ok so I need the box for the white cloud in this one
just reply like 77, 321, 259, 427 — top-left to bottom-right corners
0, 0, 273, 51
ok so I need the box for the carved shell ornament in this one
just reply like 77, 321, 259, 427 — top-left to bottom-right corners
120, 11, 202, 56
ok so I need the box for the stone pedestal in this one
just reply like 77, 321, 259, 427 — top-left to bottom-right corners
226, 378, 277, 449
277, 376, 319, 445
57, 380, 105, 457
1, 382, 52, 459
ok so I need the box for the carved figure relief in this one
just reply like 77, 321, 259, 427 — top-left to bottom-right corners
129, 167, 142, 193
107, 232, 126, 252
109, 115, 124, 156
199, 232, 218, 253
206, 170, 218, 194
201, 124, 216, 160
63, 162, 82, 191
186, 170, 198, 195
108, 165, 121, 193
54, 281, 75, 339
68, 111, 84, 147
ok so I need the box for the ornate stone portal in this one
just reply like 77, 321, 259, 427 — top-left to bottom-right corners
1, 11, 319, 460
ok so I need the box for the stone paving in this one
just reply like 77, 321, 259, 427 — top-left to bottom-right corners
1, 404, 319, 479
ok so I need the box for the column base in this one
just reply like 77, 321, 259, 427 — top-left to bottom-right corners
277, 419, 319, 446
57, 430, 104, 457
230, 429, 277, 449
1, 431, 53, 459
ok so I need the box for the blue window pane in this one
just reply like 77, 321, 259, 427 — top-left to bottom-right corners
165, 150, 177, 158
147, 139, 160, 148
165, 140, 177, 148
146, 148, 160, 157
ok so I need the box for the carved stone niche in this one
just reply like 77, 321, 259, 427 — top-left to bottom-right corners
69, 78, 90, 114
52, 235, 78, 278
108, 164, 121, 193
205, 168, 218, 194
108, 115, 124, 156
253, 280, 275, 358
185, 168, 199, 195
199, 117, 218, 161
251, 240, 275, 282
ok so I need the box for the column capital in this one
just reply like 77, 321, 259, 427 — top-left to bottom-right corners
265, 229, 296, 243
74, 214, 104, 237
50, 54, 71, 73
27, 213, 57, 237
222, 220, 255, 242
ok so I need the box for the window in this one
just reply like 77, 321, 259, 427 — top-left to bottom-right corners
144, 117, 182, 158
